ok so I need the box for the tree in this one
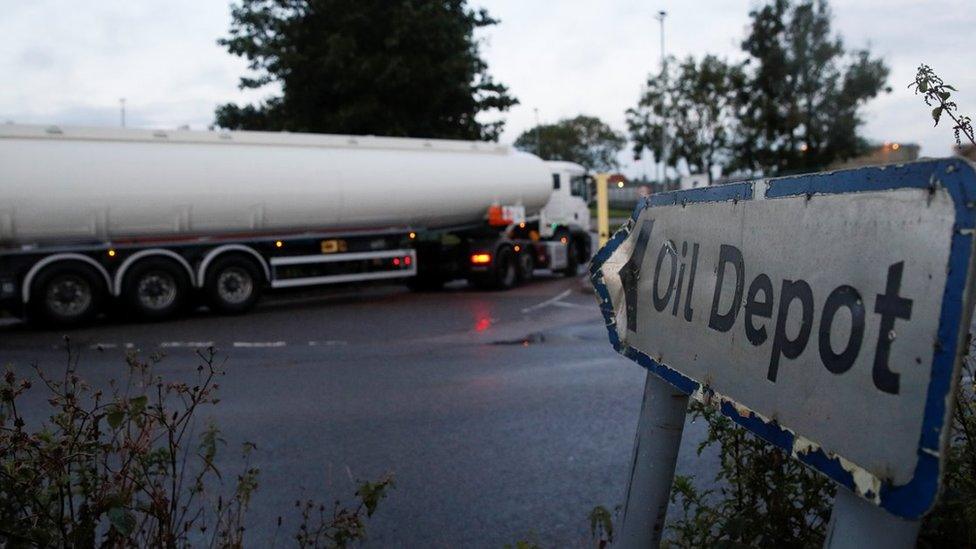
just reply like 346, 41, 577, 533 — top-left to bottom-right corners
513, 115, 626, 172
215, 0, 517, 141
732, 0, 889, 175
626, 55, 744, 183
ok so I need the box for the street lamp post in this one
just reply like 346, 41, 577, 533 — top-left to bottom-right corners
655, 10, 667, 187
533, 108, 541, 157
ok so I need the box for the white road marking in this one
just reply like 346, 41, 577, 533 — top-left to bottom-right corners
160, 341, 214, 348
520, 289, 574, 314
89, 343, 118, 350
552, 300, 591, 310
308, 340, 348, 346
233, 341, 286, 348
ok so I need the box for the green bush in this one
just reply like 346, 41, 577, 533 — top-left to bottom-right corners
919, 354, 976, 546
0, 341, 392, 547
661, 351, 976, 548
663, 403, 834, 548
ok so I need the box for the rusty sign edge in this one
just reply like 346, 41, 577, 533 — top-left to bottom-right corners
588, 158, 976, 519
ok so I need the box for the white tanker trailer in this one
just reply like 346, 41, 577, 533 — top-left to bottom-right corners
0, 124, 592, 325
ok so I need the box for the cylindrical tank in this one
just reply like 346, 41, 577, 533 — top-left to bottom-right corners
0, 125, 552, 245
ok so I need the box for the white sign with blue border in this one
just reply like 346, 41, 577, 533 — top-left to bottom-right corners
590, 158, 976, 519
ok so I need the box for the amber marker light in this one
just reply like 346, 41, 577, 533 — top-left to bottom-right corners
275, 240, 284, 248
470, 253, 492, 265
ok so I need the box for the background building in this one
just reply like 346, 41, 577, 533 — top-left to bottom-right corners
829, 142, 920, 170
956, 144, 976, 162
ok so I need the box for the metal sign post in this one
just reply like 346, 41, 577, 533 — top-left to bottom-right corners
618, 371, 688, 547
824, 490, 920, 549
595, 173, 610, 247
589, 159, 976, 547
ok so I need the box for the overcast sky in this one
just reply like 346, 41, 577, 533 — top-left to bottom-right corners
2, 1, 973, 177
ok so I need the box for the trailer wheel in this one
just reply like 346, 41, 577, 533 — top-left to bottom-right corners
123, 257, 189, 321
29, 262, 105, 326
204, 255, 263, 314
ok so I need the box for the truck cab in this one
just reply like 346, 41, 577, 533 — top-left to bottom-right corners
538, 161, 591, 239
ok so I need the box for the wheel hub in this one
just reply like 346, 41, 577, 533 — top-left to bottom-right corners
46, 275, 92, 317
217, 268, 253, 304
137, 272, 177, 310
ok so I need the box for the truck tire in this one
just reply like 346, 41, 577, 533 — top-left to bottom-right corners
469, 246, 518, 291
29, 262, 105, 327
123, 257, 189, 321
561, 235, 579, 277
516, 248, 535, 282
493, 246, 519, 290
204, 255, 263, 314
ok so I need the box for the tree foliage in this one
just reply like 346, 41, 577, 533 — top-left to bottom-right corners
215, 0, 517, 141
627, 0, 887, 180
627, 55, 744, 183
513, 115, 626, 172
732, 0, 889, 175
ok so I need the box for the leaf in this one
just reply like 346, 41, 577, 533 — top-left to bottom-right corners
356, 476, 394, 517
933, 106, 944, 125
918, 80, 928, 93
106, 407, 124, 429
107, 506, 136, 536
588, 505, 614, 542
129, 395, 148, 415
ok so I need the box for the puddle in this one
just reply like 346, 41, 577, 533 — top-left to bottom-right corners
491, 332, 545, 346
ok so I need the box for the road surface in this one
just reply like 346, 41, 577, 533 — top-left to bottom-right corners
0, 274, 713, 547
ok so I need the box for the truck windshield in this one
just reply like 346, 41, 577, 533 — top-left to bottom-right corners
570, 175, 591, 203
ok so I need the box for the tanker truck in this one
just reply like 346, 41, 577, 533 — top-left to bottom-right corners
0, 124, 592, 325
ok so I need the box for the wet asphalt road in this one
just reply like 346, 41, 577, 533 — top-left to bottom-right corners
0, 274, 712, 547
